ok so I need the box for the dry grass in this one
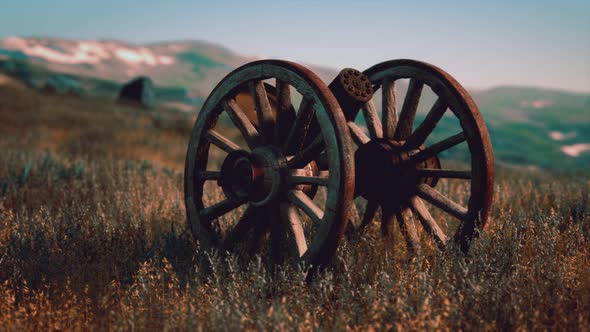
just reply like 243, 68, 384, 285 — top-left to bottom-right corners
0, 78, 589, 330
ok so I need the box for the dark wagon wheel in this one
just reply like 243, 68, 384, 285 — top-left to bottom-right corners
184, 60, 355, 268
345, 59, 494, 254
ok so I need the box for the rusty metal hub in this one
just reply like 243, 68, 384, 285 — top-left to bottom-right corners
354, 140, 440, 205
219, 146, 287, 207
337, 68, 373, 103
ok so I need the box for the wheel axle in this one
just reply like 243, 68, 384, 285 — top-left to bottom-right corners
219, 146, 288, 207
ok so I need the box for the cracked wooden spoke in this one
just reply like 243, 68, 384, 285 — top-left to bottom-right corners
396, 206, 421, 254
415, 168, 472, 179
275, 79, 294, 146
283, 97, 315, 154
416, 184, 468, 221
280, 202, 308, 258
410, 196, 447, 250
394, 79, 424, 141
286, 135, 324, 169
381, 205, 396, 237
266, 203, 287, 263
381, 78, 398, 138
288, 171, 330, 186
361, 100, 383, 139
405, 97, 448, 149
251, 217, 272, 254
316, 152, 329, 170
206, 130, 241, 153
248, 81, 274, 142
220, 206, 260, 252
348, 121, 370, 146
411, 132, 466, 164
348, 201, 362, 230
287, 190, 324, 225
200, 198, 247, 222
198, 171, 221, 181
358, 200, 379, 233
222, 99, 264, 149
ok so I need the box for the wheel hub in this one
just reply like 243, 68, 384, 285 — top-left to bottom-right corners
219, 146, 287, 207
354, 139, 440, 205
338, 68, 373, 102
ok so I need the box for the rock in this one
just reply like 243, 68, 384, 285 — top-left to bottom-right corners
118, 76, 156, 108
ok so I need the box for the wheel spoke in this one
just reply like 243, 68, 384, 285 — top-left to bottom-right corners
410, 196, 447, 250
415, 168, 472, 179
206, 130, 241, 153
381, 78, 398, 138
395, 205, 421, 254
358, 200, 379, 233
248, 81, 274, 142
405, 97, 447, 149
200, 198, 247, 222
316, 151, 329, 170
381, 205, 395, 237
348, 121, 370, 146
410, 132, 466, 164
286, 135, 324, 169
248, 215, 271, 254
198, 171, 221, 181
283, 97, 315, 154
287, 190, 324, 225
280, 202, 308, 258
416, 183, 468, 221
394, 79, 424, 141
222, 99, 264, 149
288, 171, 329, 186
361, 100, 383, 139
265, 203, 288, 263
275, 79, 295, 146
220, 206, 260, 252
348, 201, 362, 230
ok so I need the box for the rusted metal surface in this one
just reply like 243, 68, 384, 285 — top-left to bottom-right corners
184, 60, 355, 269
328, 68, 373, 120
341, 59, 494, 254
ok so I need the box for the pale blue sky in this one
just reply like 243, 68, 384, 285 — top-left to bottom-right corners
1, 0, 589, 92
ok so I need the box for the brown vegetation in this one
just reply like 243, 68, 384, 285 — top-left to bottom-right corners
1, 76, 589, 330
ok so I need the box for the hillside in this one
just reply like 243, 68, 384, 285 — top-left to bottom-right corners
0, 36, 255, 98
1, 36, 589, 170
473, 87, 590, 169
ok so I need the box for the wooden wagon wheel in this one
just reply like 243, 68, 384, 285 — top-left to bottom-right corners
184, 60, 355, 268
342, 59, 494, 254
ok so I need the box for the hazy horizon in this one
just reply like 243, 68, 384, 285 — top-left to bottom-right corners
1, 0, 589, 93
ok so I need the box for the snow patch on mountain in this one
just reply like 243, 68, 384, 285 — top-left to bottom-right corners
549, 131, 577, 141
519, 99, 554, 109
2, 37, 174, 66
561, 143, 590, 157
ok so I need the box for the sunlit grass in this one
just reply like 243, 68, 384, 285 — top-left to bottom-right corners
1, 80, 588, 330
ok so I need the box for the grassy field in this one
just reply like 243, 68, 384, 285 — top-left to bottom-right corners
1, 76, 589, 330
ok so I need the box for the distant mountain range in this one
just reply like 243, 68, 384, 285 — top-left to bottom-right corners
1, 36, 588, 170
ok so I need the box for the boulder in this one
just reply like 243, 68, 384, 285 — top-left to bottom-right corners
117, 76, 156, 108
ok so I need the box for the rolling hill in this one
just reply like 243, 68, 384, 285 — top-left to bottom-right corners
1, 36, 588, 170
